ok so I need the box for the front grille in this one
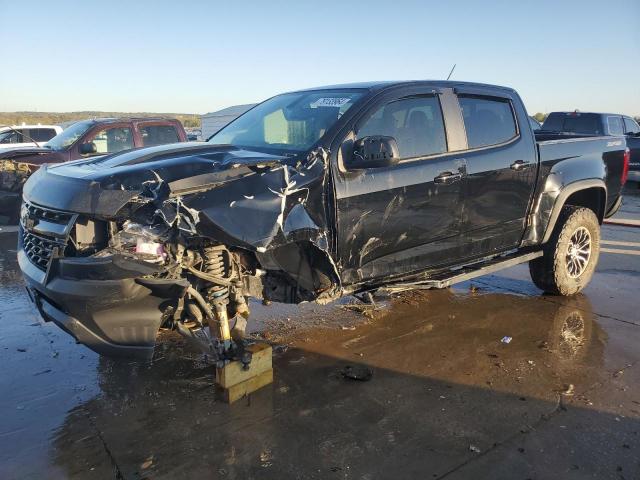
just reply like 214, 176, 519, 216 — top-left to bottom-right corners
24, 202, 73, 224
21, 201, 72, 271
21, 228, 67, 270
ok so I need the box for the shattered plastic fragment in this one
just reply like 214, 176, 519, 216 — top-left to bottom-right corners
501, 336, 512, 344
341, 365, 373, 381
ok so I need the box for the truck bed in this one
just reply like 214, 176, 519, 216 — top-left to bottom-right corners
535, 133, 626, 216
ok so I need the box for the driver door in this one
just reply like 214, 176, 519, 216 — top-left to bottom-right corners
75, 123, 134, 157
333, 88, 467, 286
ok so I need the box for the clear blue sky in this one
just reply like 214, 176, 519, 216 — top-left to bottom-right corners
1, 0, 638, 115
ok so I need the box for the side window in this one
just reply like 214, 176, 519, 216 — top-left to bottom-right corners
356, 96, 447, 159
88, 127, 134, 153
139, 124, 180, 147
458, 96, 517, 148
607, 116, 624, 136
28, 128, 58, 142
623, 117, 640, 135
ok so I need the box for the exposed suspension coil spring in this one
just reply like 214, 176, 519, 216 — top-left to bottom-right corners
202, 245, 231, 305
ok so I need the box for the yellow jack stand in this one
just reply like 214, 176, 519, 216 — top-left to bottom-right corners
216, 343, 273, 404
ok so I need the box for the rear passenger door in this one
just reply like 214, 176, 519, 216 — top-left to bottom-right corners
333, 88, 468, 285
454, 89, 538, 258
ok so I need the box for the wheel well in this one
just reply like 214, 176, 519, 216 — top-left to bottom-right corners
564, 187, 606, 224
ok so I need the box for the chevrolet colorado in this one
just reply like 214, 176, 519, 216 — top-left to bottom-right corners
18, 81, 630, 363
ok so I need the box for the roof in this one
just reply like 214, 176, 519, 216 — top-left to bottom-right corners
0, 125, 61, 130
547, 111, 629, 117
90, 117, 177, 122
202, 104, 257, 118
200, 82, 516, 120
293, 80, 516, 94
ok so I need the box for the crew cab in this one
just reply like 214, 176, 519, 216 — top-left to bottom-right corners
0, 124, 63, 149
17, 81, 629, 363
0, 117, 187, 221
542, 111, 639, 184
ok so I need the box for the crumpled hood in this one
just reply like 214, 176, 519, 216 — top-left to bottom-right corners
23, 144, 288, 216
0, 146, 61, 164
23, 142, 331, 252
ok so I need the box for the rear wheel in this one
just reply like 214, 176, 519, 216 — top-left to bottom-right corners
529, 206, 600, 295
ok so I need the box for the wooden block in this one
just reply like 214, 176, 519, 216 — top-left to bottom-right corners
216, 343, 272, 389
222, 368, 273, 404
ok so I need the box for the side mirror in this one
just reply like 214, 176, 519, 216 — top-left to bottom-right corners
349, 135, 400, 169
79, 142, 97, 155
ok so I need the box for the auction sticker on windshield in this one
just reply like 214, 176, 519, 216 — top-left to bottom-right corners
311, 97, 352, 108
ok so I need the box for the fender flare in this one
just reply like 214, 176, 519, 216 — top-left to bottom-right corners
541, 179, 607, 244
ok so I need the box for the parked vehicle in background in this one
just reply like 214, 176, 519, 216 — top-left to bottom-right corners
200, 104, 256, 139
185, 129, 202, 141
528, 116, 542, 131
0, 117, 187, 221
0, 125, 63, 149
541, 111, 639, 185
17, 81, 629, 363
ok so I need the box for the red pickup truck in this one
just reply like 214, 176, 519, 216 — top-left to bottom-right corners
0, 117, 187, 221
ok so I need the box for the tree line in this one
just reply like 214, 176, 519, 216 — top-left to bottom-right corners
0, 112, 201, 128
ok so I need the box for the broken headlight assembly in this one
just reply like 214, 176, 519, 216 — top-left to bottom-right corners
109, 221, 169, 263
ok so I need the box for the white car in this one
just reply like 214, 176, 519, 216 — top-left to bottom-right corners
0, 125, 63, 149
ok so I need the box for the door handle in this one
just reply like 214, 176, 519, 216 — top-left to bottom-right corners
434, 171, 463, 184
510, 160, 533, 171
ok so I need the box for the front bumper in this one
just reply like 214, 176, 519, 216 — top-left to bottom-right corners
19, 246, 184, 360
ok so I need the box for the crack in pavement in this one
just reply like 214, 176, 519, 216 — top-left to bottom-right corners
79, 404, 125, 480
436, 393, 566, 479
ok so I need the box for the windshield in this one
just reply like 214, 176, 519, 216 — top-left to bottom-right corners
0, 130, 16, 143
44, 120, 94, 151
208, 90, 365, 153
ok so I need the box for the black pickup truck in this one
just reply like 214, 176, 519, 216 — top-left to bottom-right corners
542, 111, 638, 184
18, 81, 629, 362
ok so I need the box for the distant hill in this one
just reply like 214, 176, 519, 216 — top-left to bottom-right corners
0, 111, 201, 128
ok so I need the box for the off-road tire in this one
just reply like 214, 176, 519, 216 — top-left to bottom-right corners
529, 206, 600, 295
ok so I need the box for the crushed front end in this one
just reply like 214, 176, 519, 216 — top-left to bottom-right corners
18, 144, 341, 362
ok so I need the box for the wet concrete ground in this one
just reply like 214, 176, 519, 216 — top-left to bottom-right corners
1, 188, 640, 479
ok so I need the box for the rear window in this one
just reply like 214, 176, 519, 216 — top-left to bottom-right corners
458, 96, 517, 148
542, 113, 603, 135
139, 124, 180, 147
